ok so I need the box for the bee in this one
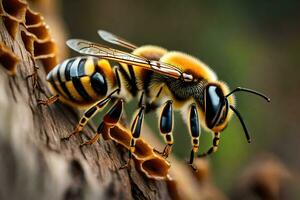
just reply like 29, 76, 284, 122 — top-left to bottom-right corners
43, 30, 270, 169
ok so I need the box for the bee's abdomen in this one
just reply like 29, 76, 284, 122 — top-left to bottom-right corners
47, 56, 111, 106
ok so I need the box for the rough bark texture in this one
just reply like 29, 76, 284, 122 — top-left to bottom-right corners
0, 17, 171, 200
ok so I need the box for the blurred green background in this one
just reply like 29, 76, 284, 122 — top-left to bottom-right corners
60, 0, 300, 197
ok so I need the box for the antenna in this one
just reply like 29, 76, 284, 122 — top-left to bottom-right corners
229, 105, 251, 143
226, 87, 270, 102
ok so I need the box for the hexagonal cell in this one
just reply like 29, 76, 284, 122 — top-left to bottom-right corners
141, 157, 170, 179
108, 125, 170, 179
110, 126, 153, 159
24, 8, 43, 28
134, 139, 153, 159
33, 40, 56, 59
21, 29, 35, 54
1, 0, 27, 22
27, 24, 50, 42
0, 41, 20, 75
2, 16, 19, 39
21, 27, 58, 72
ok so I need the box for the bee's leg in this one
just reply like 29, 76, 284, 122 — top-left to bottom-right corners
120, 93, 146, 169
154, 100, 174, 158
80, 98, 124, 146
187, 105, 200, 171
114, 67, 121, 95
80, 122, 104, 146
37, 94, 59, 105
102, 98, 124, 126
120, 106, 145, 169
26, 57, 39, 90
198, 132, 220, 157
62, 89, 119, 140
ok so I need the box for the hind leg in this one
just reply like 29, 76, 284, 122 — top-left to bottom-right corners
62, 89, 119, 140
80, 98, 124, 146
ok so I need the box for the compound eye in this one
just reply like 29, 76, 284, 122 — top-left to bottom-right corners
205, 85, 224, 129
216, 99, 229, 126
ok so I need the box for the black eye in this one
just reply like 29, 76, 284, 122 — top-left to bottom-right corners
216, 99, 229, 126
205, 85, 224, 128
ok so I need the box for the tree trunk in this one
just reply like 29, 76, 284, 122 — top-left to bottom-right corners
0, 4, 171, 200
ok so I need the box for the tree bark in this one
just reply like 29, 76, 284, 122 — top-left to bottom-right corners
0, 13, 171, 200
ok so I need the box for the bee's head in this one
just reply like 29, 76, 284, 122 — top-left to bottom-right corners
203, 82, 270, 143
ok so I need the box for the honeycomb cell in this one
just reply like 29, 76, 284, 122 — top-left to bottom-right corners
140, 157, 170, 179
1, 0, 27, 22
21, 29, 35, 54
0, 41, 20, 75
24, 8, 43, 28
108, 124, 171, 180
33, 40, 56, 59
27, 24, 50, 42
2, 16, 19, 39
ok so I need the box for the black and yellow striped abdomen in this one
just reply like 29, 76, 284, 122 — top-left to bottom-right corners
47, 56, 116, 107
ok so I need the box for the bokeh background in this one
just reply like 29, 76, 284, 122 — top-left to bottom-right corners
55, 0, 299, 198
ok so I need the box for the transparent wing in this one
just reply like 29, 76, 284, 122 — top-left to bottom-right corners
67, 39, 148, 65
66, 39, 193, 81
98, 30, 138, 50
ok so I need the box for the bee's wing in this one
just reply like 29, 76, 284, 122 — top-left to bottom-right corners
66, 39, 193, 81
67, 39, 149, 66
98, 30, 138, 50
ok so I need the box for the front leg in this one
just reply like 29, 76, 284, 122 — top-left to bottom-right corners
120, 93, 146, 169
37, 94, 59, 105
155, 100, 174, 158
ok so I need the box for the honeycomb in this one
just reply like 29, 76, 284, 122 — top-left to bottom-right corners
0, 0, 58, 73
103, 123, 170, 180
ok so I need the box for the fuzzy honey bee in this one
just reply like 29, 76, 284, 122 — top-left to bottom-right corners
42, 30, 270, 169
